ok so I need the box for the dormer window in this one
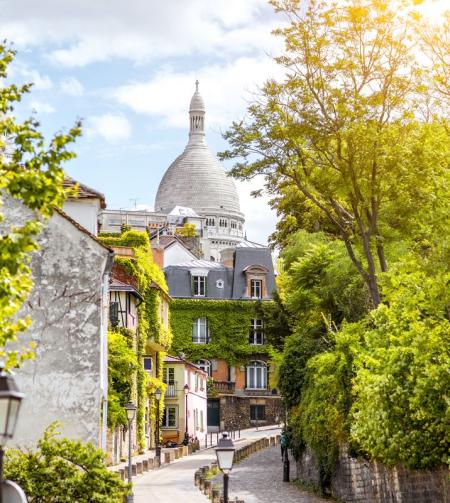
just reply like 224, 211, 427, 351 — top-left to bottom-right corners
243, 264, 269, 300
251, 279, 262, 299
193, 275, 206, 296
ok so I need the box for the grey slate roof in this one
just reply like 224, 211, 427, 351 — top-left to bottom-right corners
164, 247, 276, 300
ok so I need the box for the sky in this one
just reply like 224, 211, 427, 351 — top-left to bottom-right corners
1, 0, 447, 245
1, 0, 287, 245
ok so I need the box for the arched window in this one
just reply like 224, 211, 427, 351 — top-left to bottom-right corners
196, 359, 212, 377
192, 318, 209, 344
246, 361, 267, 389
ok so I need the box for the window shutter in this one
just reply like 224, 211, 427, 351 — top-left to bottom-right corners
212, 359, 218, 372
191, 275, 194, 296
204, 276, 208, 297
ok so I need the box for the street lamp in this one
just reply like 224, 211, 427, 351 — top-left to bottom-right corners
215, 433, 235, 503
183, 384, 189, 445
125, 402, 137, 503
154, 388, 162, 460
0, 366, 25, 503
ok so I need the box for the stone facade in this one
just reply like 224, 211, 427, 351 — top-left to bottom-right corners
297, 446, 449, 503
2, 197, 112, 449
218, 395, 283, 431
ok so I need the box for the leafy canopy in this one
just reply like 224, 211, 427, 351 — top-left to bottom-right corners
220, 0, 450, 307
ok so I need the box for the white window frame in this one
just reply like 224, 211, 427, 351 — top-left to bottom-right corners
193, 275, 206, 297
143, 356, 153, 372
250, 279, 262, 299
197, 359, 212, 376
246, 361, 267, 390
192, 318, 209, 344
249, 319, 264, 345
162, 405, 178, 428
163, 367, 175, 385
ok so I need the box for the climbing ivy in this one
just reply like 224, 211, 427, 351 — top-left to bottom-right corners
170, 298, 278, 366
99, 230, 170, 451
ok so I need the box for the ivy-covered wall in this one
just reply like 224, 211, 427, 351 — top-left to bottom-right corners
99, 230, 171, 452
170, 298, 277, 365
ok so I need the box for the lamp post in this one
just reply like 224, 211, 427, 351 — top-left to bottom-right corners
215, 433, 235, 503
154, 388, 162, 460
183, 384, 189, 445
125, 402, 137, 503
0, 366, 25, 503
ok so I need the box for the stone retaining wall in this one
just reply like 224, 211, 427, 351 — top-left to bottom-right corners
297, 447, 449, 503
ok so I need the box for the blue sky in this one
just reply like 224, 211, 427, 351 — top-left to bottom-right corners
2, 0, 287, 244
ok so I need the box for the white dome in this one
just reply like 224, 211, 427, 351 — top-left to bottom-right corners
155, 83, 242, 216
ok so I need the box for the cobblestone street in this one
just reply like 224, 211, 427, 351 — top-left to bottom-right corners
213, 445, 328, 503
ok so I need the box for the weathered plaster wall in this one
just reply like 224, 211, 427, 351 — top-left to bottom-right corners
2, 198, 111, 449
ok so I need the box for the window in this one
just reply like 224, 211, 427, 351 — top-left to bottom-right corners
192, 318, 209, 344
197, 359, 212, 376
250, 404, 266, 421
143, 357, 153, 373
247, 361, 267, 389
219, 218, 228, 228
200, 410, 204, 431
193, 275, 206, 296
249, 319, 264, 345
162, 406, 177, 428
206, 217, 215, 226
230, 220, 237, 229
216, 279, 224, 289
109, 302, 119, 327
163, 367, 175, 385
251, 279, 262, 299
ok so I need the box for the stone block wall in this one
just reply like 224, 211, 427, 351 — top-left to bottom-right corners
297, 447, 449, 503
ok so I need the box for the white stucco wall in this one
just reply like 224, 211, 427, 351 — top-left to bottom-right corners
63, 199, 100, 236
164, 242, 196, 267
2, 198, 112, 449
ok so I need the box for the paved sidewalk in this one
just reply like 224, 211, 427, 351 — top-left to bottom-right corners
212, 444, 328, 503
133, 426, 280, 503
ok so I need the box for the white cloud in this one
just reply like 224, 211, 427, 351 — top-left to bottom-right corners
8, 60, 53, 90
60, 76, 84, 96
0, 0, 281, 67
113, 55, 284, 131
86, 114, 131, 143
236, 176, 277, 246
29, 100, 55, 114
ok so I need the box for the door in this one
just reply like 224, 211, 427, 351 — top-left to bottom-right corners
207, 399, 220, 428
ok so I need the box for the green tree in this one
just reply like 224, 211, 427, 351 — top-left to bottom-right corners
0, 44, 81, 369
175, 223, 197, 237
350, 265, 450, 469
220, 0, 450, 307
5, 424, 129, 502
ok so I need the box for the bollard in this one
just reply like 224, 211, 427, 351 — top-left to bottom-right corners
188, 443, 193, 455
148, 457, 154, 470
194, 470, 201, 486
270, 436, 275, 446
132, 463, 137, 476
164, 452, 171, 464
276, 434, 281, 444
212, 488, 220, 503
174, 449, 179, 460
283, 454, 290, 482
142, 459, 148, 471
136, 461, 143, 474
153, 457, 160, 468
204, 479, 212, 495
119, 467, 125, 480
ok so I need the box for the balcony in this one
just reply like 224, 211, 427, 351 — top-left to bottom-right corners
165, 383, 178, 398
213, 381, 235, 395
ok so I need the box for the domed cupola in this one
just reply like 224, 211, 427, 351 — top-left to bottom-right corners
154, 82, 243, 219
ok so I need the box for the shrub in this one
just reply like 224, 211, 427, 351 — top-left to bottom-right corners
5, 424, 129, 502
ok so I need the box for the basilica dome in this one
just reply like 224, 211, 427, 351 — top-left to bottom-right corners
154, 82, 242, 217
